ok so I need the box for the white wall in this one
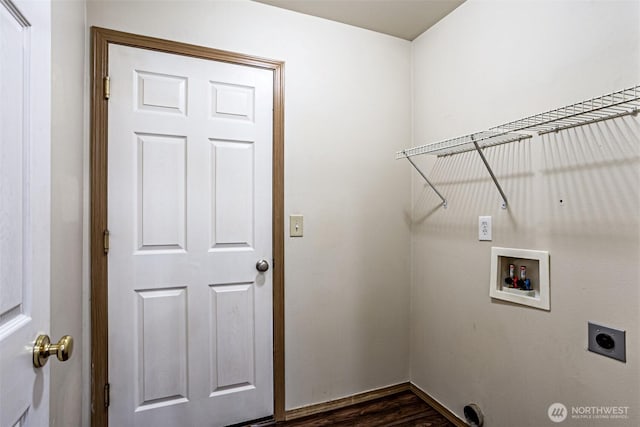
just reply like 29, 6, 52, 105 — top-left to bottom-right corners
410, 1, 640, 425
51, 1, 87, 426
54, 0, 412, 415
52, 1, 640, 425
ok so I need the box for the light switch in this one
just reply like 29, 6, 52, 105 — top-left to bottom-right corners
290, 215, 303, 237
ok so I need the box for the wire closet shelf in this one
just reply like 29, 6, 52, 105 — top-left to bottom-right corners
397, 85, 640, 159
397, 85, 640, 209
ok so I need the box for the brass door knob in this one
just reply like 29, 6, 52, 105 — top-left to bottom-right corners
33, 334, 74, 368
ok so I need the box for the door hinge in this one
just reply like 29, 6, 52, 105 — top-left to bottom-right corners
103, 229, 110, 255
103, 76, 110, 100
104, 383, 110, 408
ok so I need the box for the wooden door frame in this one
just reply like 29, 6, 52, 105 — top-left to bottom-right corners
90, 27, 285, 427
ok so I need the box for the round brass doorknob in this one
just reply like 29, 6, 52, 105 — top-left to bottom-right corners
256, 259, 270, 272
33, 334, 74, 368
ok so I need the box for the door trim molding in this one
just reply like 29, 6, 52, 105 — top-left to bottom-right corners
90, 27, 285, 426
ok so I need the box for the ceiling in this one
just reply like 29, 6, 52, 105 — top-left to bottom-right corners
253, 0, 466, 41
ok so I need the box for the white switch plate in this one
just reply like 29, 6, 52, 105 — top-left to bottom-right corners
479, 216, 492, 241
290, 215, 303, 237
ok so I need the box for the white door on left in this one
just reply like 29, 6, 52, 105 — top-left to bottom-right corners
0, 0, 52, 425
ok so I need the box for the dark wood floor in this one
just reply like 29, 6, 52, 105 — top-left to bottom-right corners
246, 391, 455, 427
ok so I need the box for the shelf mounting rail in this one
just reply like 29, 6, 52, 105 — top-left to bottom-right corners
403, 151, 447, 208
470, 135, 508, 209
397, 85, 640, 208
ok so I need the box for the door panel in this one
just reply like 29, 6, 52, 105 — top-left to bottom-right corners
211, 139, 255, 248
108, 44, 273, 427
0, 0, 50, 426
136, 71, 187, 115
136, 288, 188, 408
209, 283, 255, 394
136, 133, 187, 250
0, 0, 26, 322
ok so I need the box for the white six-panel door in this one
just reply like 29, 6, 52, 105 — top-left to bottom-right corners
107, 45, 273, 426
0, 0, 51, 426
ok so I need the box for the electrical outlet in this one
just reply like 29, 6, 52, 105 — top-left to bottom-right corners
479, 216, 492, 241
588, 322, 626, 362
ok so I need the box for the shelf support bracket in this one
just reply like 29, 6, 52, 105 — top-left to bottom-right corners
470, 136, 508, 209
403, 151, 447, 208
